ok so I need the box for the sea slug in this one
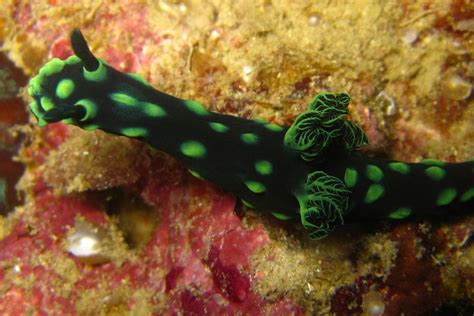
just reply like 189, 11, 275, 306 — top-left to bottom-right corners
27, 30, 474, 239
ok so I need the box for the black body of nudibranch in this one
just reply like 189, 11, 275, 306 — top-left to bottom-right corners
28, 30, 474, 239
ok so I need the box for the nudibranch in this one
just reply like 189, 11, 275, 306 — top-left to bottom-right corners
27, 30, 474, 239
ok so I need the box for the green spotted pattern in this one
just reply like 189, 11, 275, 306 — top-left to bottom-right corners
241, 199, 254, 208
389, 207, 412, 219
460, 188, 474, 202
56, 79, 75, 99
110, 93, 138, 106
364, 184, 384, 204
29, 102, 46, 127
254, 118, 267, 124
41, 97, 55, 111
389, 162, 410, 174
84, 60, 107, 82
245, 180, 266, 194
65, 55, 81, 65
272, 212, 292, 220
39, 58, 65, 76
366, 165, 383, 182
188, 169, 203, 180
255, 160, 273, 175
76, 99, 97, 121
180, 141, 207, 158
184, 100, 209, 116
209, 122, 229, 133
264, 124, 284, 132
241, 133, 259, 144
128, 73, 149, 85
83, 124, 99, 131
424, 166, 446, 181
436, 188, 457, 206
421, 159, 444, 167
142, 102, 167, 117
344, 168, 358, 188
121, 127, 147, 137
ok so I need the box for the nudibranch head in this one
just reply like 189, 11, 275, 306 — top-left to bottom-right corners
27, 29, 108, 127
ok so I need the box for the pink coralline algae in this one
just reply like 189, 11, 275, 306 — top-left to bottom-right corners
0, 123, 303, 315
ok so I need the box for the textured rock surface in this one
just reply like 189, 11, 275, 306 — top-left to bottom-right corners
0, 1, 473, 315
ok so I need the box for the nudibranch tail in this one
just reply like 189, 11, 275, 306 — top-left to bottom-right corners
27, 30, 473, 240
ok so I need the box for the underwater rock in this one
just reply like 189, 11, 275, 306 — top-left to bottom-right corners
0, 1, 473, 315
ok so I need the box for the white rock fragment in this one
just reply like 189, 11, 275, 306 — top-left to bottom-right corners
242, 65, 254, 83
376, 91, 397, 116
66, 220, 111, 264
401, 30, 419, 45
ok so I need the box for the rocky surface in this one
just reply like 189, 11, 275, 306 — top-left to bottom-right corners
0, 1, 473, 315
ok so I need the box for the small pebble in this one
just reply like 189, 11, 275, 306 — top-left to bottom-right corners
443, 74, 472, 101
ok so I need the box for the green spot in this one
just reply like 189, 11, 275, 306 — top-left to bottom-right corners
128, 73, 149, 85
254, 118, 267, 124
272, 212, 292, 220
389, 207, 412, 219
40, 97, 55, 111
84, 60, 107, 82
121, 127, 147, 137
83, 124, 99, 131
255, 160, 273, 175
241, 133, 259, 144
142, 102, 167, 117
184, 100, 209, 116
366, 164, 383, 182
56, 79, 75, 99
421, 158, 445, 167
65, 55, 81, 65
344, 168, 358, 188
424, 166, 446, 181
188, 169, 203, 180
110, 93, 138, 106
28, 102, 46, 127
180, 141, 206, 158
264, 124, 284, 132
389, 162, 410, 174
209, 122, 229, 133
245, 180, 266, 194
62, 118, 75, 125
76, 99, 97, 122
364, 184, 384, 204
39, 58, 65, 76
436, 188, 457, 206
241, 199, 254, 208
460, 188, 474, 202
